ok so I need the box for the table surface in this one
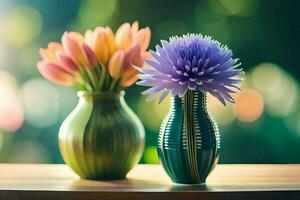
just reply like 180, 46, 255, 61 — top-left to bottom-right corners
0, 164, 299, 200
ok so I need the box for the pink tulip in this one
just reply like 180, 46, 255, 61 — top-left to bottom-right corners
82, 43, 98, 67
56, 51, 79, 74
37, 60, 74, 86
120, 43, 143, 87
61, 32, 89, 67
123, 43, 143, 69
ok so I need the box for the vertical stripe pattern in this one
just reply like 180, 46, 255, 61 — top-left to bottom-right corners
158, 90, 220, 184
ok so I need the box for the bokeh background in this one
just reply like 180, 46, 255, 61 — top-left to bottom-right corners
0, 0, 299, 164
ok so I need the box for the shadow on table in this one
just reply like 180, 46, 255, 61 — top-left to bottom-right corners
67, 177, 210, 192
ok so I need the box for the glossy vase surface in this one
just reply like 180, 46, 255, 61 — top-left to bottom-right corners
158, 90, 220, 184
59, 91, 145, 180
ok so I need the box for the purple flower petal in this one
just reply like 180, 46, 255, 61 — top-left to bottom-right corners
136, 33, 243, 105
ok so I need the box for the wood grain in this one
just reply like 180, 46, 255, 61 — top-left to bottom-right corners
0, 164, 299, 200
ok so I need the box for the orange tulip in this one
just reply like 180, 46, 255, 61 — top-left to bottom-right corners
113, 22, 151, 87
108, 51, 125, 79
120, 72, 139, 87
91, 27, 109, 65
84, 30, 94, 47
39, 42, 62, 62
39, 42, 79, 75
134, 27, 151, 51
131, 21, 139, 37
105, 27, 116, 56
115, 23, 132, 50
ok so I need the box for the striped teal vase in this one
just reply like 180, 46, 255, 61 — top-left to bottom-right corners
158, 90, 220, 184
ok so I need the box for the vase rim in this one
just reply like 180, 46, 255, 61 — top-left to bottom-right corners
77, 90, 125, 99
171, 90, 206, 99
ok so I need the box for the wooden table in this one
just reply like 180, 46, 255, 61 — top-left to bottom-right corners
0, 164, 299, 200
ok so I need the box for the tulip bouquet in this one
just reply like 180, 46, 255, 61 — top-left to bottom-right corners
37, 21, 151, 92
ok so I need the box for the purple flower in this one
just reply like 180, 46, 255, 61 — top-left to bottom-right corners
136, 34, 243, 105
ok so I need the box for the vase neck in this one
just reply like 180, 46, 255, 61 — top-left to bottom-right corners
172, 90, 207, 111
184, 90, 206, 109
78, 91, 125, 103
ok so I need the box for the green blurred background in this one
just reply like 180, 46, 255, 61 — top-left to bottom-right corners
0, 0, 299, 164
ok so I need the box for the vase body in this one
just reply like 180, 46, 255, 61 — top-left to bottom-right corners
59, 91, 145, 180
158, 90, 220, 184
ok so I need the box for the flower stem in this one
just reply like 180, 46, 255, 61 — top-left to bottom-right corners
89, 68, 100, 90
73, 81, 86, 90
109, 78, 119, 91
94, 64, 101, 81
78, 67, 94, 91
99, 63, 107, 90
83, 67, 98, 91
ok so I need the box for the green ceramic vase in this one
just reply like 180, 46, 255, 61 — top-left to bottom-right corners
59, 91, 145, 180
158, 90, 220, 184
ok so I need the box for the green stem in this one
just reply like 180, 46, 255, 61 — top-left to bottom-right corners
183, 90, 200, 183
99, 64, 107, 90
84, 67, 98, 91
93, 64, 102, 80
105, 74, 111, 90
78, 67, 93, 91
74, 76, 92, 91
73, 82, 86, 90
109, 78, 119, 91
115, 84, 123, 92
90, 68, 100, 90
